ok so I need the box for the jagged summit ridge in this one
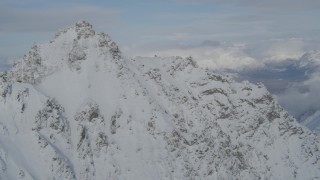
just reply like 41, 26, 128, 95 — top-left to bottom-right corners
2, 21, 121, 84
54, 20, 96, 39
0, 22, 319, 179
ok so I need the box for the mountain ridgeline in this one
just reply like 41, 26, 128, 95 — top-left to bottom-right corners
0, 21, 319, 179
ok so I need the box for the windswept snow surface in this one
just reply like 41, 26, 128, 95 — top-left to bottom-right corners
0, 21, 319, 179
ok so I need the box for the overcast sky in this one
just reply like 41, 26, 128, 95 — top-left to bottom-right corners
1, 0, 320, 122
1, 0, 320, 59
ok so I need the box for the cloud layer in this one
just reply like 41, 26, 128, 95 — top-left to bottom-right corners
125, 41, 263, 70
124, 38, 320, 124
278, 72, 320, 118
0, 0, 319, 125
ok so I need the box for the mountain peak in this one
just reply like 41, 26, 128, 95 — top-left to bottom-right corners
75, 20, 92, 29
74, 20, 95, 39
5, 21, 121, 84
0, 21, 319, 179
53, 20, 95, 40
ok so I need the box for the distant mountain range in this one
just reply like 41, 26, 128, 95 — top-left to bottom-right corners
234, 50, 320, 135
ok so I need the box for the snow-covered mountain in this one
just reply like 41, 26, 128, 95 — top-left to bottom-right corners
234, 50, 320, 136
0, 21, 319, 179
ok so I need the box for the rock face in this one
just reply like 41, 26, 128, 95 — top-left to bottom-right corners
0, 21, 319, 179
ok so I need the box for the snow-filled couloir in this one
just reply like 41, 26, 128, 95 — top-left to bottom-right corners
0, 21, 319, 179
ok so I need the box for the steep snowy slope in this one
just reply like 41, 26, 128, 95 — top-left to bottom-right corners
0, 21, 319, 179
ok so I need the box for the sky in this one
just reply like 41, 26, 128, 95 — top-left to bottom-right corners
1, 0, 320, 59
1, 0, 320, 123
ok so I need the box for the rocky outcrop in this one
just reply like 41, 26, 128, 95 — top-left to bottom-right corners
0, 21, 319, 180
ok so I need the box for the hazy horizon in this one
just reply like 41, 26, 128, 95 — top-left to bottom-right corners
1, 0, 320, 124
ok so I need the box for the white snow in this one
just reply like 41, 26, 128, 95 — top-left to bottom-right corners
0, 21, 319, 180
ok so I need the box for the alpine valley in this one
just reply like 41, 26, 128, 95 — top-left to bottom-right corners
0, 21, 319, 179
